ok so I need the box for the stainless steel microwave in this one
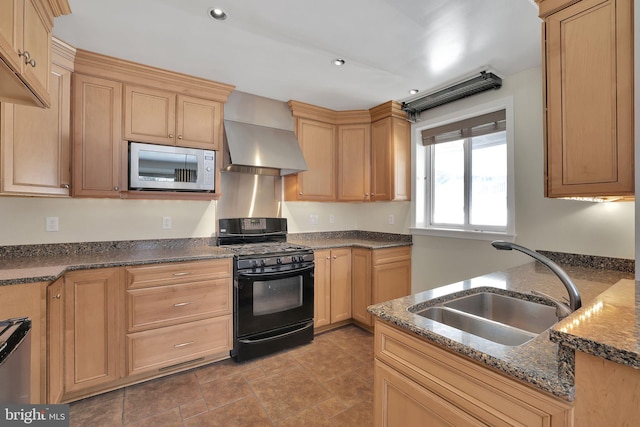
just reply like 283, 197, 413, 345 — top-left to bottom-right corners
128, 142, 215, 192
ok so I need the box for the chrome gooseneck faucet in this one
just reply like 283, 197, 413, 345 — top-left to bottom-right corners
491, 241, 582, 313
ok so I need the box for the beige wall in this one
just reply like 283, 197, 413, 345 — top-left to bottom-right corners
1, 66, 634, 294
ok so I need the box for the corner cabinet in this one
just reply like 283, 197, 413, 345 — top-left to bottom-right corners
374, 320, 574, 426
1, 38, 74, 196
0, 0, 71, 107
538, 0, 634, 198
352, 246, 411, 328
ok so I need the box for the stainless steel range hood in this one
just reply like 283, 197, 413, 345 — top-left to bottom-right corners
222, 120, 308, 176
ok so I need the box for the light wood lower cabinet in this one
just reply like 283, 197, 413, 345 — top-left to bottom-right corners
48, 258, 233, 403
352, 246, 411, 328
63, 267, 124, 396
374, 320, 573, 426
124, 259, 232, 376
313, 248, 352, 329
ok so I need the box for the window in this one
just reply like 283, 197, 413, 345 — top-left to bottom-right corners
413, 98, 515, 240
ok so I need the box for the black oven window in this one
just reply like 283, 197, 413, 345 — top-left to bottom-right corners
253, 276, 303, 316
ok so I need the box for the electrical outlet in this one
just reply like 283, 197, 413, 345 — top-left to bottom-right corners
309, 214, 319, 225
46, 216, 59, 232
329, 214, 335, 224
162, 216, 172, 229
388, 214, 395, 225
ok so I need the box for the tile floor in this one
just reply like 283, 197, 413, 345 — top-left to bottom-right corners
68, 325, 374, 426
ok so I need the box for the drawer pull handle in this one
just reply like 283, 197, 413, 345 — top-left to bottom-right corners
173, 272, 192, 276
174, 341, 194, 348
174, 302, 194, 307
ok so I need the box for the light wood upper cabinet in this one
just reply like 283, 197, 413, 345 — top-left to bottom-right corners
1, 38, 73, 196
338, 122, 371, 201
0, 0, 70, 107
124, 85, 223, 150
539, 0, 633, 198
63, 267, 124, 396
370, 102, 411, 202
285, 116, 337, 201
71, 74, 123, 198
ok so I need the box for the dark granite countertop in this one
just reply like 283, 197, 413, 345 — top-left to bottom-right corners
550, 278, 640, 369
0, 239, 234, 285
288, 230, 412, 250
367, 261, 633, 400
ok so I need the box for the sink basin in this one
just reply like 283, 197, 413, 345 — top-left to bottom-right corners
443, 292, 558, 334
416, 307, 538, 346
411, 291, 559, 346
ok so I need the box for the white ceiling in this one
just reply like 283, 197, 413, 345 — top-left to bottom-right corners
53, 0, 542, 111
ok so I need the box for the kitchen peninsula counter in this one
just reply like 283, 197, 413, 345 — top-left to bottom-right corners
0, 239, 234, 286
368, 261, 633, 400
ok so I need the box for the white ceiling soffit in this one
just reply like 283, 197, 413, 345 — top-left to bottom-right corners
53, 0, 541, 111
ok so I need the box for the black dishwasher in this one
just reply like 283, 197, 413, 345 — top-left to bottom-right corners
0, 317, 31, 404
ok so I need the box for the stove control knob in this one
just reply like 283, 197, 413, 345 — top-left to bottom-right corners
260, 259, 267, 267
297, 256, 304, 263
251, 260, 259, 268
276, 257, 282, 264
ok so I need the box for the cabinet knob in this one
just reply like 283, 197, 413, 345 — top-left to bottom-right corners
299, 192, 303, 196
53, 293, 61, 300
326, 256, 330, 260
333, 256, 337, 259
18, 50, 30, 62
61, 184, 70, 189
365, 193, 369, 196
178, 135, 183, 140
169, 134, 174, 138
371, 192, 375, 196
27, 58, 36, 67
114, 186, 120, 191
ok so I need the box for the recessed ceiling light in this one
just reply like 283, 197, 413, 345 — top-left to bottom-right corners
409, 89, 419, 95
208, 7, 227, 20
332, 58, 346, 66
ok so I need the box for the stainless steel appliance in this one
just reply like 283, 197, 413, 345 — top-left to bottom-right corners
0, 317, 31, 403
218, 218, 314, 362
128, 142, 215, 192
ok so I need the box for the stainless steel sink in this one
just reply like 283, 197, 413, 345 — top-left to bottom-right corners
411, 291, 559, 346
443, 292, 558, 334
416, 307, 538, 346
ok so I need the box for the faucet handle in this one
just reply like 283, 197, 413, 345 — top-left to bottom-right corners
531, 290, 573, 320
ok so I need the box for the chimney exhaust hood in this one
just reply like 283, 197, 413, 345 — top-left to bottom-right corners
222, 120, 308, 176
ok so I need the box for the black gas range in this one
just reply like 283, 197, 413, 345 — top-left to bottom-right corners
217, 218, 314, 362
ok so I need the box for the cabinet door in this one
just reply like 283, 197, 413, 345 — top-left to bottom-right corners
371, 117, 410, 201
124, 85, 176, 145
47, 278, 64, 404
1, 62, 70, 195
330, 248, 352, 323
373, 259, 411, 305
72, 74, 122, 197
20, 0, 50, 104
0, 0, 23, 73
176, 95, 222, 150
337, 123, 370, 201
545, 0, 633, 197
313, 250, 331, 328
351, 248, 372, 327
286, 118, 336, 201
375, 360, 486, 427
64, 268, 122, 394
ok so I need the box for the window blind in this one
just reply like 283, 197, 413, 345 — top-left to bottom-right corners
421, 110, 506, 146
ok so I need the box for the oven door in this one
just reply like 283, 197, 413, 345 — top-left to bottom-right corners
235, 263, 314, 338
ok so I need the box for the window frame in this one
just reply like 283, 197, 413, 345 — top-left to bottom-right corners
411, 97, 516, 241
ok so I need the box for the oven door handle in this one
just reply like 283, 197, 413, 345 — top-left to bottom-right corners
237, 321, 314, 344
237, 264, 314, 277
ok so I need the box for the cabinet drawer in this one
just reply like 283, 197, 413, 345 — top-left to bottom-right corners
127, 316, 232, 376
127, 278, 231, 332
375, 321, 572, 426
126, 259, 232, 289
372, 246, 411, 265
